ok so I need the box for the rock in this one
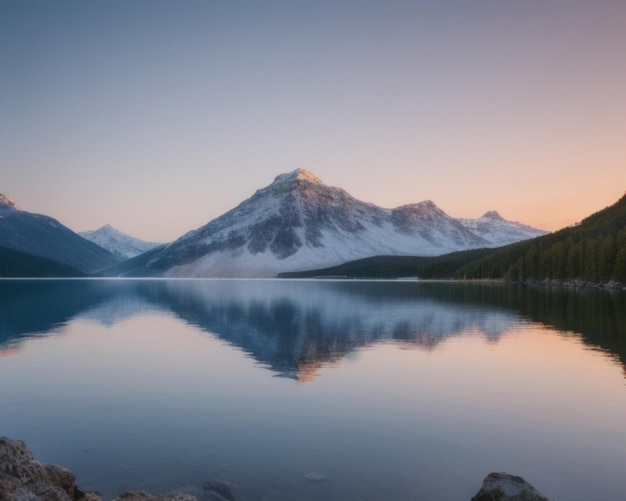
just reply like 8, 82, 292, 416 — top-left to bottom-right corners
202, 479, 237, 501
0, 437, 201, 501
471, 472, 549, 501
0, 436, 100, 501
114, 493, 157, 501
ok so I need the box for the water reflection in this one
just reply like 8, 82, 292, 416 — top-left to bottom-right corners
2, 279, 626, 501
1, 279, 625, 382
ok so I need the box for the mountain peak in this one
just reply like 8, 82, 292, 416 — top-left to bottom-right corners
92, 224, 118, 235
396, 200, 448, 218
0, 194, 20, 211
481, 210, 504, 220
79, 224, 161, 260
272, 169, 322, 186
416, 200, 439, 211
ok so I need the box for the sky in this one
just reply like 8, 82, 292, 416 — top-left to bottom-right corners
2, 0, 625, 242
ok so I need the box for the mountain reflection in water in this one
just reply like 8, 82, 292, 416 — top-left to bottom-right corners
1, 279, 625, 382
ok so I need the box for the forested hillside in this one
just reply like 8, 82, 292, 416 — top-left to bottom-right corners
279, 249, 492, 279
456, 193, 626, 283
0, 245, 84, 277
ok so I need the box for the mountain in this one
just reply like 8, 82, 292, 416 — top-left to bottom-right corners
0, 194, 121, 274
126, 169, 546, 278
459, 210, 545, 246
79, 224, 162, 259
99, 245, 166, 277
0, 244, 85, 277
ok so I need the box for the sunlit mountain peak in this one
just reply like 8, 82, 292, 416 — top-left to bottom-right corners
272, 168, 322, 185
0, 194, 20, 211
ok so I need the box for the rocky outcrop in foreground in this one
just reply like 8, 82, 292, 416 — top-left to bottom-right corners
1, 437, 549, 500
471, 472, 549, 501
0, 436, 97, 501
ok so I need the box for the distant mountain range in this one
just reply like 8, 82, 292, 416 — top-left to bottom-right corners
1, 172, 547, 277
126, 169, 546, 277
79, 224, 162, 259
287, 191, 626, 284
2, 174, 624, 281
0, 194, 120, 274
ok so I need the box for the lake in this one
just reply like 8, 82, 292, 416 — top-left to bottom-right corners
1, 279, 626, 500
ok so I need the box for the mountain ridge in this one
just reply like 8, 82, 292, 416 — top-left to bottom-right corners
79, 224, 162, 259
1, 171, 551, 278
0, 193, 121, 274
133, 169, 546, 277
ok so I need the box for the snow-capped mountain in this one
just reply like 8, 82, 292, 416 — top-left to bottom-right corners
459, 211, 546, 247
137, 169, 546, 278
0, 194, 121, 273
79, 224, 162, 260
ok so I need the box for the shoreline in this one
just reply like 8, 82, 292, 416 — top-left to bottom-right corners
1, 436, 549, 501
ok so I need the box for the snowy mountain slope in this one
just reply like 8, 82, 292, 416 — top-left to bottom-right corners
0, 194, 121, 273
79, 224, 162, 259
459, 211, 548, 247
137, 169, 547, 278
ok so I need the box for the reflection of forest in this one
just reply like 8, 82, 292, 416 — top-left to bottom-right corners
1, 280, 624, 381
477, 285, 626, 366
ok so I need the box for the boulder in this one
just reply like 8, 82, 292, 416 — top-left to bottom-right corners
471, 472, 549, 501
203, 479, 237, 501
0, 436, 98, 501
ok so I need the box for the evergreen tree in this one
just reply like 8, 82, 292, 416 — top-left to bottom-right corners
599, 235, 615, 281
582, 238, 599, 282
524, 244, 538, 279
566, 239, 581, 278
612, 247, 626, 284
613, 228, 626, 283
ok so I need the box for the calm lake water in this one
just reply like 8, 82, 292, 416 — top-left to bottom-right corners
1, 279, 626, 500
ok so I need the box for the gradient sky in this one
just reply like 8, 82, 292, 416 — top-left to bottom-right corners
2, 0, 625, 242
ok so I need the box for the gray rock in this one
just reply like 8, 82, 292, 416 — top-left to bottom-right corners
154, 493, 197, 501
0, 436, 100, 501
202, 480, 237, 501
471, 472, 549, 501
113, 492, 156, 501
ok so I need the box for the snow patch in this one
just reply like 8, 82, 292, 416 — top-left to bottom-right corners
273, 168, 322, 185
